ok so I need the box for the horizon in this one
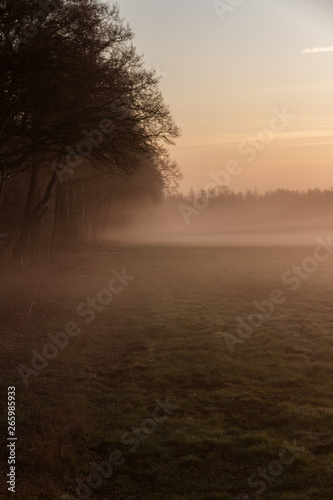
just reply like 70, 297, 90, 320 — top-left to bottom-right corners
173, 183, 333, 197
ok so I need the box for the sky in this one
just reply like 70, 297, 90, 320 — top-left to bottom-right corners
115, 0, 333, 193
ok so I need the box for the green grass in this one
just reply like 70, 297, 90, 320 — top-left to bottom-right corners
0, 245, 333, 499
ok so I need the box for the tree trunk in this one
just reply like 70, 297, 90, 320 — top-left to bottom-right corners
12, 168, 58, 262
0, 165, 6, 208
50, 183, 61, 262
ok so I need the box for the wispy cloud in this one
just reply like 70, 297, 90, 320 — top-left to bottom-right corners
302, 46, 333, 54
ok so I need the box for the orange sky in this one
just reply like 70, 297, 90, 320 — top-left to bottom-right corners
117, 0, 333, 193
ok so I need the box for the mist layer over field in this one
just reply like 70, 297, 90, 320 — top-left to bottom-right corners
110, 189, 333, 246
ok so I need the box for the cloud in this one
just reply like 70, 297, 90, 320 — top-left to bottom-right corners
302, 46, 333, 54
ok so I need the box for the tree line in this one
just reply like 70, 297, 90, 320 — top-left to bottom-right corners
161, 187, 333, 231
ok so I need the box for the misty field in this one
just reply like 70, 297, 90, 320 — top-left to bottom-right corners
1, 245, 333, 499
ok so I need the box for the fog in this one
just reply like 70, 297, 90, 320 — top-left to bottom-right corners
108, 190, 333, 246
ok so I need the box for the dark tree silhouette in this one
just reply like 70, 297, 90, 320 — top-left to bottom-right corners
0, 0, 180, 261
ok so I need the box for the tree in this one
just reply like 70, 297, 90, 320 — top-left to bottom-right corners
0, 0, 180, 260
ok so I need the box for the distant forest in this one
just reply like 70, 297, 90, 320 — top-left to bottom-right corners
175, 186, 333, 220
112, 187, 333, 244
171, 186, 333, 230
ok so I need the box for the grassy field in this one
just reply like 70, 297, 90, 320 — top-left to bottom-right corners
1, 244, 333, 499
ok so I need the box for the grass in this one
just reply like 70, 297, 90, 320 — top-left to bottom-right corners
0, 244, 333, 499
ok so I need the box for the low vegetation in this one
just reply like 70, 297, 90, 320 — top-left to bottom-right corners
1, 245, 333, 499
